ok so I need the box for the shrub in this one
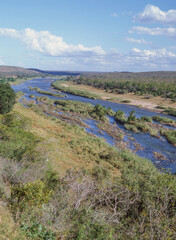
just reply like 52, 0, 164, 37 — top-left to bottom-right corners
141, 116, 153, 123
124, 124, 139, 133
121, 100, 131, 103
114, 110, 127, 124
67, 209, 113, 240
91, 104, 108, 121
161, 130, 176, 145
10, 180, 52, 214
0, 83, 16, 114
20, 218, 56, 240
163, 108, 176, 117
92, 165, 110, 180
127, 110, 136, 123
152, 115, 175, 124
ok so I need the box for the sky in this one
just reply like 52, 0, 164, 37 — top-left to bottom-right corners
0, 0, 176, 72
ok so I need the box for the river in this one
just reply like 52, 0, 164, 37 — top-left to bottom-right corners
12, 77, 176, 173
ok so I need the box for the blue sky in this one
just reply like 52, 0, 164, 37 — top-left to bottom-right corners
0, 0, 176, 71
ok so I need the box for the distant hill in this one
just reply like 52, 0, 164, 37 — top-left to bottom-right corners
0, 66, 44, 77
28, 68, 81, 76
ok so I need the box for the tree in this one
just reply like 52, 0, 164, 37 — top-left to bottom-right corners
0, 83, 16, 114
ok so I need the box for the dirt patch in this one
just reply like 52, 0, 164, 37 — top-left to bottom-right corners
61, 83, 68, 87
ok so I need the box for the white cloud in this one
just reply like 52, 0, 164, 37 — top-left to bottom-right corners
126, 37, 151, 44
129, 26, 176, 38
135, 4, 176, 26
131, 48, 176, 58
0, 28, 105, 57
0, 28, 176, 72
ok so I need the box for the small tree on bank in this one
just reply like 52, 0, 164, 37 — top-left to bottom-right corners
0, 83, 16, 114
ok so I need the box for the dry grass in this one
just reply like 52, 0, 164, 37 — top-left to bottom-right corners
0, 202, 25, 239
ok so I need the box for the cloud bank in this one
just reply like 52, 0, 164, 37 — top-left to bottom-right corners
130, 26, 176, 38
0, 28, 105, 57
135, 4, 176, 26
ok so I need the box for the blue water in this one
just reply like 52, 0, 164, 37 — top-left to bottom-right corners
12, 78, 176, 173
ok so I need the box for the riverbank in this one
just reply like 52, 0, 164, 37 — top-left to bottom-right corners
59, 81, 176, 113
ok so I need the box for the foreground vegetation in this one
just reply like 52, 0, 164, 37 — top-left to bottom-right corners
0, 102, 176, 239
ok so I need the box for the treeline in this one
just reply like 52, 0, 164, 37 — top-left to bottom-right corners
0, 76, 17, 83
69, 75, 176, 100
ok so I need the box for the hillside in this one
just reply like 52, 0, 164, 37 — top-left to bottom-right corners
0, 65, 44, 77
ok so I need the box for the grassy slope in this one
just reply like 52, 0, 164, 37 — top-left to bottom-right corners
1, 102, 174, 239
14, 103, 120, 176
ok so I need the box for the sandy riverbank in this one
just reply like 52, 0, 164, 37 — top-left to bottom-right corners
63, 82, 176, 113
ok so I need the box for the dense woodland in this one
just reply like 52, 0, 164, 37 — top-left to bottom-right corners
68, 72, 176, 101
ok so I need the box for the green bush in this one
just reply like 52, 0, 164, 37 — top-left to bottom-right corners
67, 209, 113, 240
0, 112, 41, 161
91, 105, 108, 121
152, 115, 175, 124
163, 108, 176, 117
0, 83, 16, 114
10, 180, 52, 213
92, 165, 110, 180
161, 130, 176, 145
114, 110, 127, 124
20, 218, 56, 240
141, 116, 153, 123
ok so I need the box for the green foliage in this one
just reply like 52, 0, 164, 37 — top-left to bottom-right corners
127, 110, 136, 123
71, 73, 176, 99
0, 83, 16, 114
67, 209, 113, 240
36, 96, 54, 105
156, 105, 166, 109
54, 99, 93, 116
10, 180, 52, 213
44, 169, 60, 191
114, 110, 127, 124
124, 124, 139, 133
20, 218, 56, 240
52, 80, 100, 99
54, 101, 114, 121
152, 115, 175, 124
92, 165, 110, 180
91, 104, 108, 121
121, 99, 131, 103
161, 130, 176, 145
163, 108, 176, 117
16, 91, 25, 100
141, 116, 153, 123
30, 86, 66, 98
0, 112, 41, 161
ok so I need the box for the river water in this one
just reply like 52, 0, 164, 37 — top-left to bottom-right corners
12, 78, 176, 173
